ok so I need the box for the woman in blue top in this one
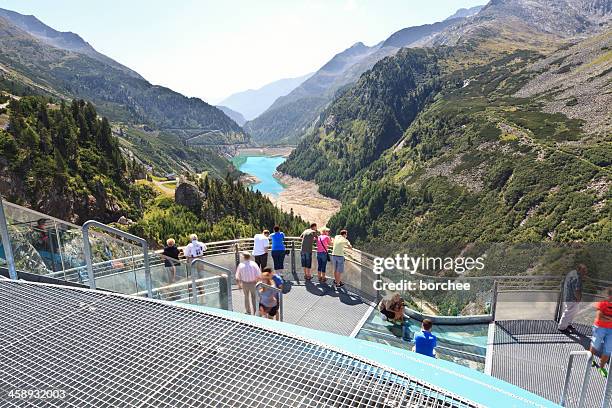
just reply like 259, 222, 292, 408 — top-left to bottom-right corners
270, 225, 286, 274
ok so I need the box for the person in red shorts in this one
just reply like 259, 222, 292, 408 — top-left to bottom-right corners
590, 287, 612, 378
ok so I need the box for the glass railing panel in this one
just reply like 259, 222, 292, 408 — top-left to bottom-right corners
202, 252, 238, 282
1, 201, 65, 276
189, 259, 231, 310
0, 200, 147, 287
51, 221, 86, 283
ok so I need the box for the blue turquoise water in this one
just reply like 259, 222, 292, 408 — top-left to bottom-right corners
236, 156, 286, 195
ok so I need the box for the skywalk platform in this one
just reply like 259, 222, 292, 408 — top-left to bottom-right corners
0, 279, 561, 408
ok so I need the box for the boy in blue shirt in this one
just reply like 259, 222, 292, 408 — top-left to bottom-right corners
413, 319, 437, 358
270, 225, 286, 276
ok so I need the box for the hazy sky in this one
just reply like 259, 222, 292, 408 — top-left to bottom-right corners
1, 0, 485, 103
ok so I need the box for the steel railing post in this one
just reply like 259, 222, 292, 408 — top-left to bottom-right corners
0, 196, 17, 280
577, 354, 593, 408
279, 290, 284, 322
560, 353, 575, 407
234, 244, 240, 269
82, 225, 96, 289
54, 221, 67, 280
143, 241, 152, 298
603, 367, 612, 408
290, 241, 296, 277
190, 262, 198, 305
491, 280, 498, 321
225, 272, 233, 311
219, 273, 230, 310
560, 351, 593, 407
191, 258, 234, 311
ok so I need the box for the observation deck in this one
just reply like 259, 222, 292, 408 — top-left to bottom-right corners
0, 198, 610, 407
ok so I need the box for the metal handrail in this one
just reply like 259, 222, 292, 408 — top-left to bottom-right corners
191, 259, 232, 310
82, 220, 152, 297
560, 350, 593, 408
603, 367, 612, 408
63, 234, 606, 285
135, 275, 221, 300
2, 199, 81, 229
256, 281, 283, 322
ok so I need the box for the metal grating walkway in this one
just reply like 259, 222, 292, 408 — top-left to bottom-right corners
490, 320, 609, 408
0, 280, 479, 408
232, 282, 372, 336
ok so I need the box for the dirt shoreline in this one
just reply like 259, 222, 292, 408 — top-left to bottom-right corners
236, 146, 294, 157
266, 172, 341, 227
239, 173, 260, 186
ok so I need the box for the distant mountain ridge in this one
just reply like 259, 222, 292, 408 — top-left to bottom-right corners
426, 0, 612, 48
444, 5, 485, 20
244, 7, 482, 145
218, 73, 312, 121
0, 8, 141, 79
216, 105, 247, 126
0, 11, 247, 146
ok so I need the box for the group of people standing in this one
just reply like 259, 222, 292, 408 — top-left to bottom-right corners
252, 223, 353, 288
161, 234, 207, 284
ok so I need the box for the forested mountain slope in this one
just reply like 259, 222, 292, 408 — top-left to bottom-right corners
0, 96, 146, 223
0, 11, 249, 176
130, 176, 307, 246
245, 14, 473, 145
0, 17, 246, 144
0, 93, 306, 244
280, 27, 611, 244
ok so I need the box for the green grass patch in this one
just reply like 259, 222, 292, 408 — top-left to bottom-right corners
503, 109, 583, 141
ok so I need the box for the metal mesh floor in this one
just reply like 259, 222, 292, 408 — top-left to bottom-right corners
490, 320, 609, 408
0, 280, 479, 408
232, 282, 372, 336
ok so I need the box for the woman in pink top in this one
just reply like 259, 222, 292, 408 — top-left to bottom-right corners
316, 227, 332, 283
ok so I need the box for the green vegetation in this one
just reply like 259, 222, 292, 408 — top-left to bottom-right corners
0, 94, 306, 245
0, 96, 148, 223
279, 48, 442, 197
0, 16, 248, 177
117, 126, 239, 178
129, 175, 307, 247
280, 46, 611, 246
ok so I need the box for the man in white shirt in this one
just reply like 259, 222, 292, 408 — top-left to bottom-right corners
185, 234, 207, 295
235, 251, 261, 315
252, 229, 270, 269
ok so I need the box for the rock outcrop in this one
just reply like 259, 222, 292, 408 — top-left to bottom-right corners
175, 182, 203, 213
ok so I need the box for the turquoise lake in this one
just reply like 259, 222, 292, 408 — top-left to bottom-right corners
234, 156, 286, 195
